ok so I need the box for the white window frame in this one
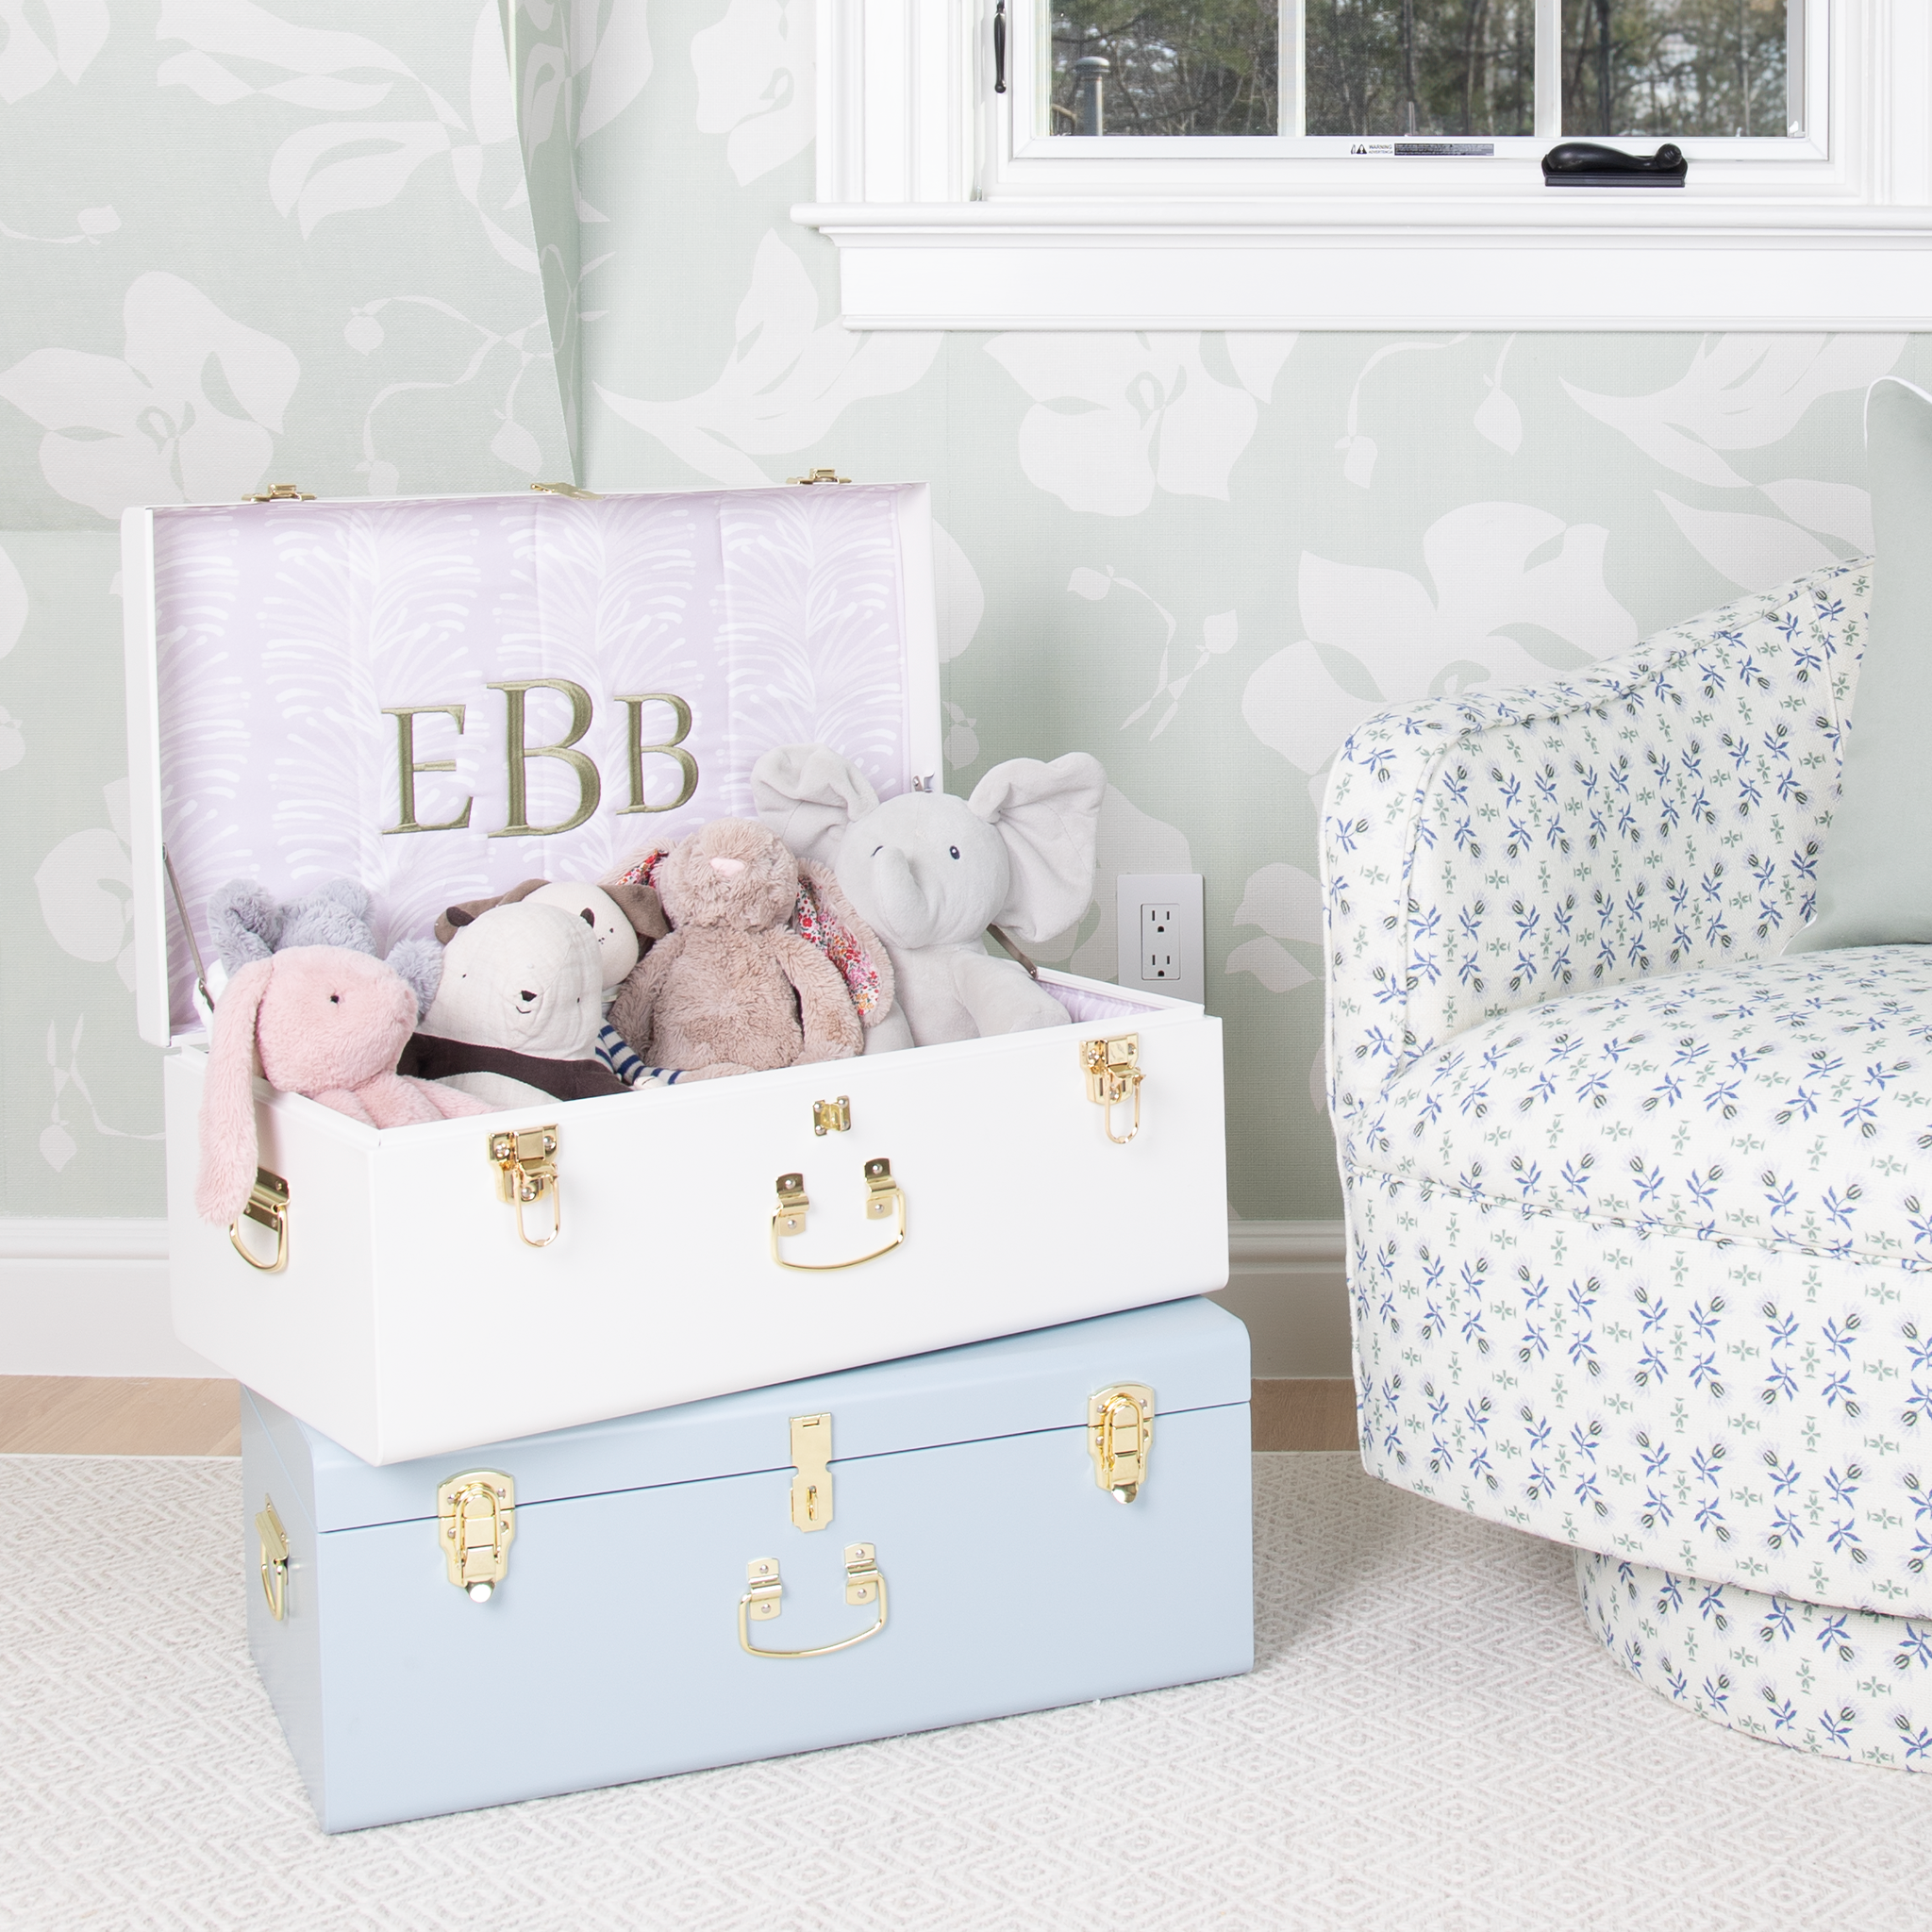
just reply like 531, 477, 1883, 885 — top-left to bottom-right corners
794, 0, 1932, 330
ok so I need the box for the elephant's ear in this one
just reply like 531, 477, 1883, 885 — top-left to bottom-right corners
751, 743, 880, 867
969, 754, 1107, 944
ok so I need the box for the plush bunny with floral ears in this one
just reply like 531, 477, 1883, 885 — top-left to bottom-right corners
196, 948, 490, 1227
752, 745, 1105, 1048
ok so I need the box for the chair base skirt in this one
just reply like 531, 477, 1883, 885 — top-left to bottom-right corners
1577, 1550, 1932, 1772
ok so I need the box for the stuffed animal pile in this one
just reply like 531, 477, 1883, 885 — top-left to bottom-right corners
192, 746, 1104, 1226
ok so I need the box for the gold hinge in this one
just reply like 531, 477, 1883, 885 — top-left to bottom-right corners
488, 1125, 560, 1248
245, 482, 314, 502
1081, 1033, 1143, 1144
1088, 1383, 1155, 1504
790, 1412, 834, 1532
256, 1497, 290, 1622
530, 480, 604, 499
229, 1167, 290, 1274
813, 1095, 851, 1136
438, 1470, 516, 1602
787, 466, 850, 485
739, 1543, 887, 1658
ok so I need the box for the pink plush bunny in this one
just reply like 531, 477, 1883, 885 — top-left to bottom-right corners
197, 946, 491, 1226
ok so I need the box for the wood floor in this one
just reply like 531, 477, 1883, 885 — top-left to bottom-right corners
0, 1376, 1357, 1456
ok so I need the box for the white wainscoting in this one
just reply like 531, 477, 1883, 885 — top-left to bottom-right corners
0, 1217, 1349, 1381
0, 1220, 214, 1377
1213, 1221, 1350, 1380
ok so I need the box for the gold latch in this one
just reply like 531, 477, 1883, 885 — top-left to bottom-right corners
438, 1470, 516, 1601
1088, 1384, 1155, 1503
245, 482, 314, 501
790, 1412, 834, 1532
488, 1125, 560, 1248
786, 466, 850, 485
229, 1167, 290, 1274
770, 1158, 907, 1270
530, 479, 604, 499
738, 1544, 888, 1658
1081, 1033, 1143, 1144
813, 1095, 851, 1136
256, 1497, 290, 1622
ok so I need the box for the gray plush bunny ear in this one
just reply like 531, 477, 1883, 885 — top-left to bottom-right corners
205, 879, 282, 972
384, 937, 444, 1024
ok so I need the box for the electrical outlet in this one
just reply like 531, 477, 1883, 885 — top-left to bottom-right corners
1116, 873, 1204, 1006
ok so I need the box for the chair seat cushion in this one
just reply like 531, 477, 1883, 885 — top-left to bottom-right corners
1360, 946, 1932, 1269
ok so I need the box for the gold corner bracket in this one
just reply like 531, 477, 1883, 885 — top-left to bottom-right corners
771, 1158, 905, 1271
738, 1543, 886, 1658
1088, 1384, 1155, 1503
488, 1125, 560, 1248
1081, 1033, 1142, 1144
438, 1470, 515, 1602
229, 1167, 290, 1274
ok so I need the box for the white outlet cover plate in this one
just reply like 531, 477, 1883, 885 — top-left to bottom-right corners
1116, 872, 1204, 1008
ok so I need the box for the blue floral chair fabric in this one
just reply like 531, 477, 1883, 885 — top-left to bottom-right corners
1322, 560, 1932, 1767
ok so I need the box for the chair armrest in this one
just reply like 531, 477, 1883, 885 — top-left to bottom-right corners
1322, 561, 1868, 1145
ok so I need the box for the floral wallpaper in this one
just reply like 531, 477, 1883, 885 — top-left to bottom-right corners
2, 0, 1925, 1224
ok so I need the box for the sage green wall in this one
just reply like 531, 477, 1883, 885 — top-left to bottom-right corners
3, 0, 1924, 1223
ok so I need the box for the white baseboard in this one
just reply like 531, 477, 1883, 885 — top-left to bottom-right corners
0, 1215, 1349, 1383
1212, 1220, 1350, 1379
0, 1219, 216, 1377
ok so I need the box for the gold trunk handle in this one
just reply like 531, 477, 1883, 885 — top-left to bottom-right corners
230, 1168, 290, 1273
770, 1158, 906, 1271
738, 1544, 887, 1658
256, 1498, 290, 1622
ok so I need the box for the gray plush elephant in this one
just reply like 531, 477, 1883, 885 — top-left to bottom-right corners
752, 744, 1105, 1049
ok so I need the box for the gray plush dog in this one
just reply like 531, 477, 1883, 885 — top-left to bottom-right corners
207, 877, 444, 1022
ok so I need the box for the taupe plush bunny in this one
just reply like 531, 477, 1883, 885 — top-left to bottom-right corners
608, 819, 861, 1081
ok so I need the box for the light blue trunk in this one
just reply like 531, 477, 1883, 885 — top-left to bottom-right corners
242, 1299, 1253, 1831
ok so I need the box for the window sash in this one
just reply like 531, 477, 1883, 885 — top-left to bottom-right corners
1019, 0, 1824, 160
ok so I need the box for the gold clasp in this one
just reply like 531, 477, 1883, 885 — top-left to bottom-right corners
739, 1544, 887, 1658
790, 1412, 834, 1532
229, 1167, 290, 1274
530, 479, 604, 499
488, 1125, 560, 1248
770, 1158, 906, 1271
1088, 1384, 1155, 1503
256, 1497, 290, 1621
786, 466, 850, 485
813, 1095, 851, 1136
245, 482, 314, 501
437, 1471, 516, 1602
1081, 1034, 1143, 1144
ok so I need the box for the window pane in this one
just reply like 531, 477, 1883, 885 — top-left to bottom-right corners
1049, 2, 1280, 135
1561, 0, 1791, 138
1304, 1, 1536, 138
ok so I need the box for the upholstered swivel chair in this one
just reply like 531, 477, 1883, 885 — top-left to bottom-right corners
1324, 560, 1932, 1767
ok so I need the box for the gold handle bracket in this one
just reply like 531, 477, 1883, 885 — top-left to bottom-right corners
1082, 1034, 1143, 1144
438, 1471, 516, 1602
771, 1158, 905, 1271
229, 1168, 291, 1274
1088, 1384, 1156, 1503
256, 1497, 290, 1622
488, 1126, 561, 1248
739, 1544, 887, 1658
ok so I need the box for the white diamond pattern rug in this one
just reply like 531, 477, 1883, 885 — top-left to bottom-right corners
3, 1451, 1926, 1930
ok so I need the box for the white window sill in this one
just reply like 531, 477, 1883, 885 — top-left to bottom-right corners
794, 194, 1932, 331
